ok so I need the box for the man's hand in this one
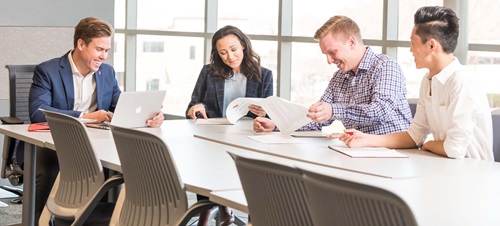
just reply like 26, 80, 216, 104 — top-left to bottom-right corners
147, 111, 164, 128
83, 110, 113, 122
306, 102, 333, 123
253, 117, 276, 132
187, 104, 207, 119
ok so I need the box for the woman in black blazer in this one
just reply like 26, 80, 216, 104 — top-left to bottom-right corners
186, 25, 274, 226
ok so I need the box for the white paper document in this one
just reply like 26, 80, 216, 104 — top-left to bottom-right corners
321, 120, 347, 136
328, 146, 408, 158
247, 133, 307, 144
226, 96, 312, 134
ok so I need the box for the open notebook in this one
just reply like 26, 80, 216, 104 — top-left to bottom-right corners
86, 90, 165, 129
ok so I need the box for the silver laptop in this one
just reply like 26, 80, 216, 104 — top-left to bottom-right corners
87, 90, 166, 129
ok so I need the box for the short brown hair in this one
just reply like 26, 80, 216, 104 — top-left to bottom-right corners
73, 17, 113, 48
314, 15, 362, 41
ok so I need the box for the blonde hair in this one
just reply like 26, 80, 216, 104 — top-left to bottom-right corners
314, 15, 362, 42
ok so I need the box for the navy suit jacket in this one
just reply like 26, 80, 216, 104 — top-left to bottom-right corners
186, 64, 274, 118
29, 51, 121, 123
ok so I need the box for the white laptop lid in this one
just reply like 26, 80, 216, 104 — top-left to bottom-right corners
110, 90, 166, 128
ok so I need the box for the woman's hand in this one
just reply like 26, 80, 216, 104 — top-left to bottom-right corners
249, 104, 266, 117
187, 104, 207, 119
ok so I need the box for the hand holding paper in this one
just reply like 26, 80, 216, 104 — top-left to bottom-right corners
226, 96, 312, 134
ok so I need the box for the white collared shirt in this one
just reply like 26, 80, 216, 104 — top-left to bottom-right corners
408, 58, 493, 161
68, 52, 97, 116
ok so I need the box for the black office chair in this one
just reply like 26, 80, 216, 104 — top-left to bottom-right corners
1, 65, 36, 192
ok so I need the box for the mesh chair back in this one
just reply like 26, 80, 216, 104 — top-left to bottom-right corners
407, 98, 418, 119
44, 111, 105, 214
1, 65, 36, 184
492, 109, 500, 162
230, 153, 313, 226
6, 65, 36, 123
302, 170, 418, 226
110, 125, 188, 225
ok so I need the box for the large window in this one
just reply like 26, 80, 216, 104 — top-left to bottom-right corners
135, 35, 204, 115
293, 0, 383, 39
137, 0, 205, 32
468, 0, 500, 108
218, 0, 278, 35
115, 0, 500, 116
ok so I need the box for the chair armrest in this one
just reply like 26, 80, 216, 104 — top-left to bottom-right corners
73, 175, 124, 226
0, 117, 24, 124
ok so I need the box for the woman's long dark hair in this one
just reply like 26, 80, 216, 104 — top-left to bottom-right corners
209, 25, 262, 82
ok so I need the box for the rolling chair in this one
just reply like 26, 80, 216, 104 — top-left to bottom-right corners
109, 125, 217, 226
229, 153, 313, 226
39, 110, 124, 226
302, 168, 418, 226
1, 64, 36, 202
407, 98, 418, 118
492, 108, 500, 162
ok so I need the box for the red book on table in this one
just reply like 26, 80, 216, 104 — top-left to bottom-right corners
28, 122, 50, 132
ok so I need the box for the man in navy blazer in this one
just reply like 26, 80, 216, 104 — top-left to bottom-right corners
29, 50, 120, 123
26, 17, 164, 225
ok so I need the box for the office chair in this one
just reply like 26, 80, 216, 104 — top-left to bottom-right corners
40, 110, 124, 226
407, 98, 418, 118
1, 65, 36, 200
492, 109, 500, 162
229, 153, 313, 226
109, 125, 217, 226
302, 169, 418, 226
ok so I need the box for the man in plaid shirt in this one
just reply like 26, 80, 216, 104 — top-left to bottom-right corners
254, 15, 412, 135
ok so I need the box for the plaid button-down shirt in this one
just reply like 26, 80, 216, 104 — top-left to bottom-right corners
299, 47, 412, 135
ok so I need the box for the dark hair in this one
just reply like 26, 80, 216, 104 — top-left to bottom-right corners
209, 25, 262, 82
73, 17, 114, 48
414, 6, 459, 53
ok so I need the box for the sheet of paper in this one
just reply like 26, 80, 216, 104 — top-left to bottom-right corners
226, 98, 262, 124
260, 96, 311, 135
321, 120, 346, 135
225, 96, 311, 134
328, 146, 408, 158
247, 133, 306, 144
195, 118, 232, 125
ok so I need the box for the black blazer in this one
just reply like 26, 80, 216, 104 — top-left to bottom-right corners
186, 64, 273, 118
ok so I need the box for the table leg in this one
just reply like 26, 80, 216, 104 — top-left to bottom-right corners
22, 143, 35, 226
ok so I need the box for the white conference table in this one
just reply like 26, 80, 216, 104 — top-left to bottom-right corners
4, 118, 500, 225
1, 121, 248, 226
210, 165, 500, 225
190, 119, 500, 179
0, 124, 52, 226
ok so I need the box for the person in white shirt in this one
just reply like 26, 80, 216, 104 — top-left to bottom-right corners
339, 6, 494, 161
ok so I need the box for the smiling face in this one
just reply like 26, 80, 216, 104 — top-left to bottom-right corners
410, 26, 432, 69
319, 32, 356, 72
74, 36, 111, 75
216, 34, 245, 73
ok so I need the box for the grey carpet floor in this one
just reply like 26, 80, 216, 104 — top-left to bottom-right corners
0, 190, 247, 226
